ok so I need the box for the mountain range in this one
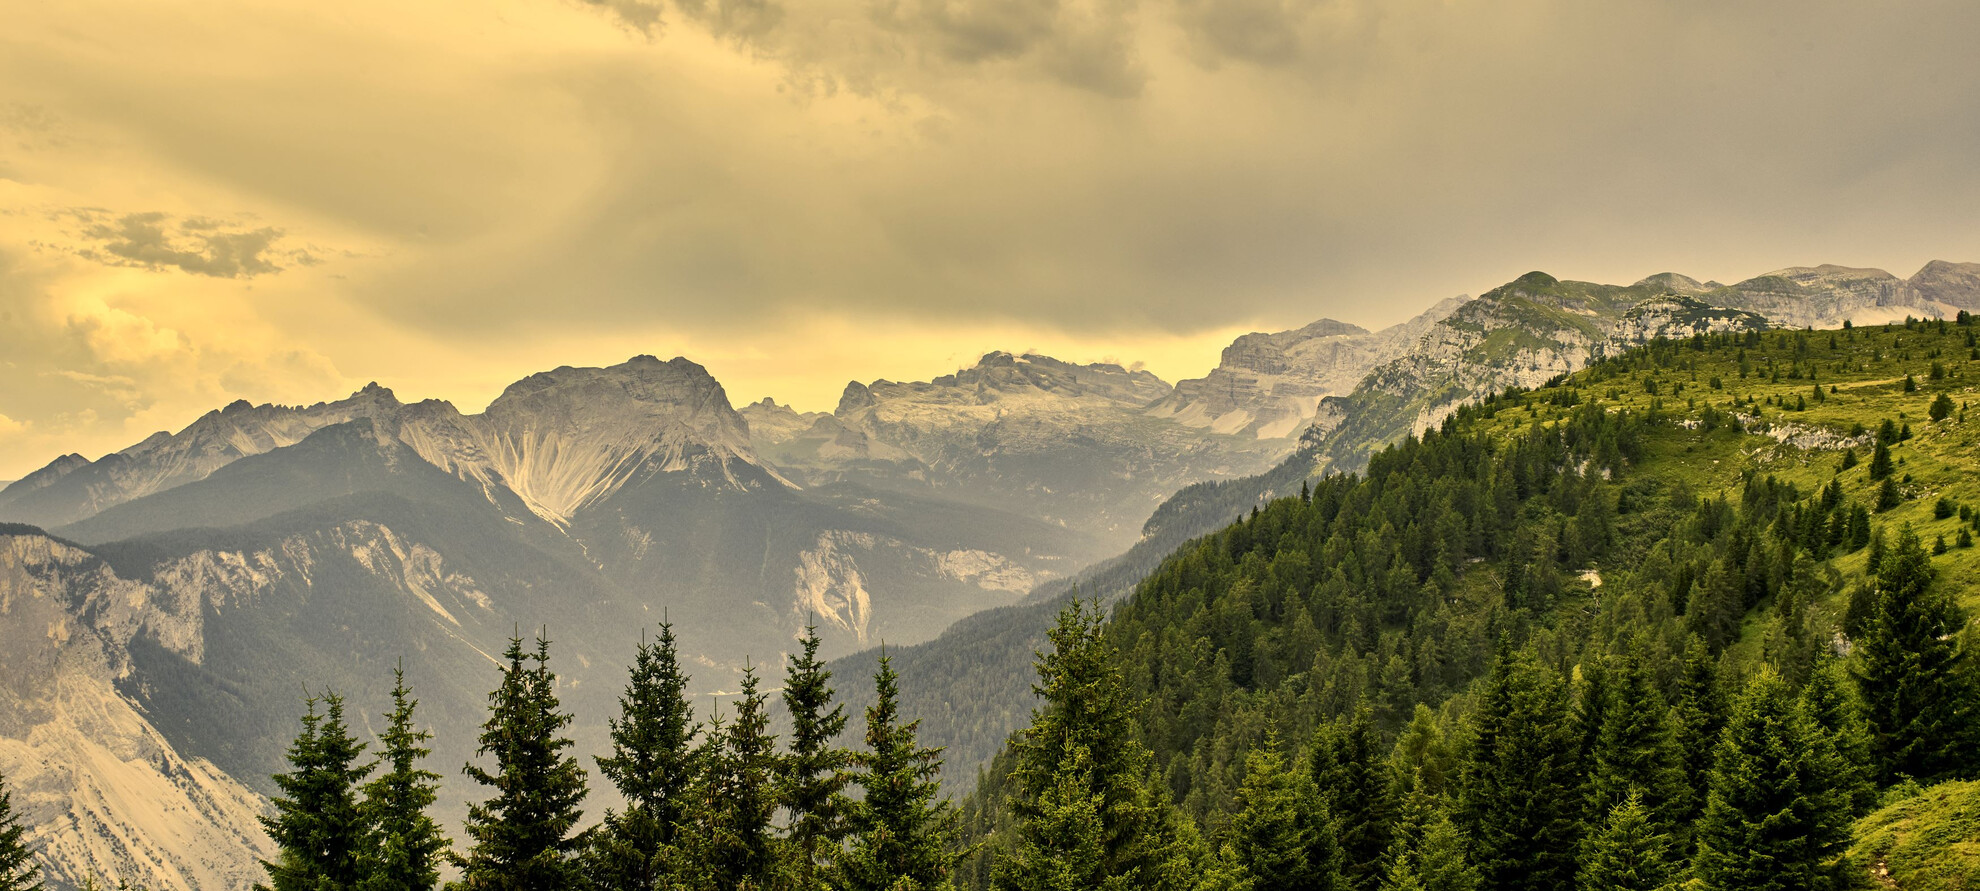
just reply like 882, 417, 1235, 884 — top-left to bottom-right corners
1, 260, 1977, 889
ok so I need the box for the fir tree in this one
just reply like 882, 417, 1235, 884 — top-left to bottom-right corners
838, 653, 961, 891
0, 767, 41, 891
1310, 708, 1395, 891
1409, 816, 1478, 891
591, 621, 700, 891
997, 747, 1115, 891
454, 633, 588, 891
1800, 655, 1877, 817
1586, 653, 1684, 841
1868, 442, 1894, 481
781, 624, 853, 889
261, 693, 373, 891
1858, 525, 1976, 782
1576, 793, 1675, 891
701, 663, 780, 890
1876, 477, 1902, 512
993, 599, 1197, 891
1454, 646, 1584, 891
1693, 669, 1852, 891
1228, 735, 1341, 891
360, 667, 449, 891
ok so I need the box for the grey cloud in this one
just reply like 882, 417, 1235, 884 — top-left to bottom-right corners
74, 211, 288, 278
581, 0, 667, 34
1173, 0, 1309, 67
678, 0, 785, 45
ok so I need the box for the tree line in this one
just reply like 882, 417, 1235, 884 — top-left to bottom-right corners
253, 621, 960, 891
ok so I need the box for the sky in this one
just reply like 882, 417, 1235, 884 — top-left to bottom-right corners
2, 0, 1978, 480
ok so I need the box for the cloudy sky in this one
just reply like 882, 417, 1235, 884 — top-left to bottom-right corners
2, 0, 1977, 479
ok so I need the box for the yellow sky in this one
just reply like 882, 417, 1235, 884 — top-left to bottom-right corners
3, 0, 1977, 479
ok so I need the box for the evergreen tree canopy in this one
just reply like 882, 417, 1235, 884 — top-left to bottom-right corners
993, 599, 1197, 891
1587, 652, 1684, 835
454, 633, 588, 891
838, 653, 961, 891
699, 662, 780, 890
260, 693, 373, 891
590, 621, 699, 891
1310, 708, 1395, 891
1693, 669, 1851, 891
0, 768, 40, 891
1228, 735, 1340, 891
360, 667, 449, 891
1857, 524, 1976, 783
1454, 646, 1584, 891
781, 623, 853, 889
1576, 792, 1676, 891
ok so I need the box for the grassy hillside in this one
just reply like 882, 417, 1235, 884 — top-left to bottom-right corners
1852, 780, 1980, 890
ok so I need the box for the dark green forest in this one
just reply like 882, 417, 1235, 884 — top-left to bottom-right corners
13, 318, 1979, 891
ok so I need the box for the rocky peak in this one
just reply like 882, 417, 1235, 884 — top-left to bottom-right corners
0, 453, 92, 501
1148, 296, 1469, 440
1908, 260, 1980, 310
740, 398, 826, 447
1634, 272, 1716, 294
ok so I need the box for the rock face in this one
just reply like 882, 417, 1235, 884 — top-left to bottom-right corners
762, 352, 1285, 546
0, 531, 275, 891
1706, 262, 1980, 327
1305, 272, 1769, 472
1146, 296, 1470, 439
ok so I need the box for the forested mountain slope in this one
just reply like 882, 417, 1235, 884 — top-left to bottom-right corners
956, 317, 1980, 890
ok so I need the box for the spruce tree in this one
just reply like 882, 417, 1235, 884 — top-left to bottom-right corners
1576, 793, 1675, 891
1857, 525, 1976, 782
838, 653, 961, 891
1310, 708, 1395, 891
260, 693, 374, 891
1693, 669, 1851, 891
0, 767, 40, 891
781, 624, 852, 889
1454, 646, 1584, 891
1229, 735, 1341, 891
998, 747, 1114, 891
454, 633, 588, 891
1409, 816, 1478, 891
993, 599, 1197, 891
1667, 634, 1722, 826
1800, 654, 1877, 817
360, 667, 449, 891
1868, 442, 1894, 481
1586, 653, 1684, 836
701, 663, 780, 890
591, 621, 700, 891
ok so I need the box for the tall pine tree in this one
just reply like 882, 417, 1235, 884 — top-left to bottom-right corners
701, 663, 781, 890
1857, 524, 1976, 782
838, 653, 961, 891
1693, 669, 1851, 891
590, 621, 700, 891
1586, 652, 1684, 838
453, 633, 588, 891
1310, 708, 1395, 891
993, 599, 1198, 891
0, 767, 40, 891
260, 693, 373, 891
1454, 645, 1584, 891
1576, 792, 1675, 891
1228, 734, 1341, 891
360, 667, 449, 891
781, 624, 853, 889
